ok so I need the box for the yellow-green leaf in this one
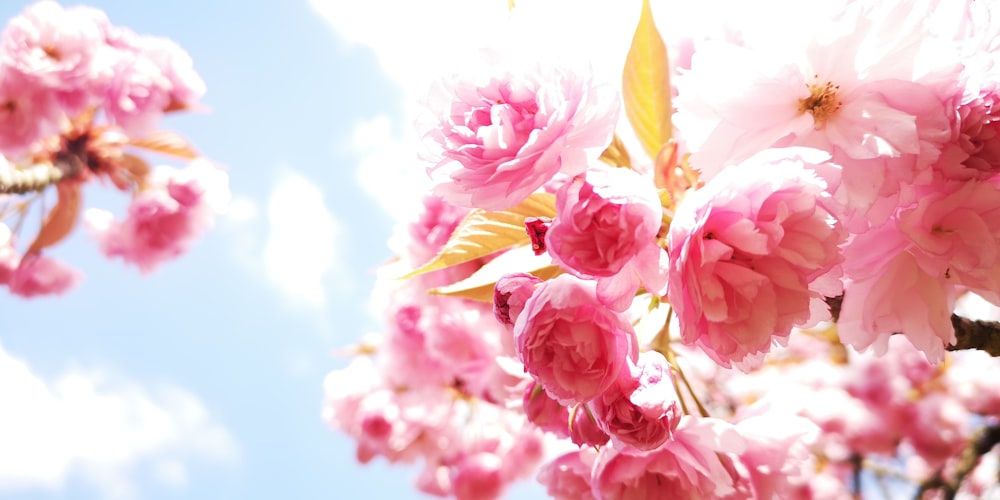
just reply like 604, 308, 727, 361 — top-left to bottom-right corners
430, 246, 562, 302
622, 0, 672, 160
598, 133, 632, 168
399, 192, 556, 279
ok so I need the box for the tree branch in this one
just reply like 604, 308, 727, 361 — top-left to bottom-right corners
0, 163, 66, 194
825, 295, 1000, 357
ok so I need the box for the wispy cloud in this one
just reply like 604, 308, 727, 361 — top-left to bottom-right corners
263, 172, 341, 307
0, 344, 238, 499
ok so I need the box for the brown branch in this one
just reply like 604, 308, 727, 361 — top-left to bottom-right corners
0, 163, 65, 194
824, 295, 1000, 357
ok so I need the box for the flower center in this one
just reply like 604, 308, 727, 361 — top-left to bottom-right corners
799, 77, 842, 128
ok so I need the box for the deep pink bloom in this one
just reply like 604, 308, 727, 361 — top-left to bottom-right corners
422, 62, 618, 210
513, 274, 638, 405
591, 417, 749, 500
7, 253, 82, 298
735, 412, 820, 498
667, 148, 845, 370
536, 450, 597, 500
589, 351, 681, 451
547, 166, 668, 310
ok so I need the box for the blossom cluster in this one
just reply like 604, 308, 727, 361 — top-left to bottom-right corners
326, 0, 1000, 498
0, 1, 228, 298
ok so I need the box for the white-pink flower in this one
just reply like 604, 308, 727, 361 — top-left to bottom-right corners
667, 148, 845, 370
421, 61, 618, 210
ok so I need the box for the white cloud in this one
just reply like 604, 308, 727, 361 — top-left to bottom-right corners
0, 344, 238, 499
263, 172, 341, 307
310, 0, 647, 222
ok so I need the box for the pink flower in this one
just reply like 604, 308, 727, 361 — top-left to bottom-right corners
667, 148, 845, 370
514, 274, 638, 405
536, 450, 597, 500
85, 161, 226, 273
421, 61, 618, 210
591, 417, 749, 500
450, 452, 505, 500
0, 0, 110, 111
569, 403, 609, 447
7, 253, 82, 298
589, 351, 681, 451
547, 166, 668, 310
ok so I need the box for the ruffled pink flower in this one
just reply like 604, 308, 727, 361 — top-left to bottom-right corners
421, 61, 618, 210
547, 166, 668, 310
85, 161, 226, 273
7, 253, 82, 298
589, 351, 681, 451
667, 148, 846, 370
514, 274, 638, 405
897, 181, 1000, 303
591, 417, 749, 500
536, 449, 597, 500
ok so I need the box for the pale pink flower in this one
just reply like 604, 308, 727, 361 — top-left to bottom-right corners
667, 148, 845, 370
421, 61, 618, 210
0, 223, 16, 285
839, 238, 957, 362
7, 253, 82, 298
138, 36, 205, 111
547, 166, 668, 310
901, 393, 970, 468
735, 411, 820, 498
589, 351, 681, 451
85, 161, 226, 273
103, 50, 173, 137
536, 450, 597, 500
591, 417, 749, 500
513, 274, 638, 405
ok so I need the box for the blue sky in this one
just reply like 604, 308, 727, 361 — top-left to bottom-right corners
0, 1, 668, 498
0, 1, 447, 498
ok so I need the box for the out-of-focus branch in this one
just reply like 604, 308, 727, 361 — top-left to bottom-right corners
914, 423, 1000, 499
